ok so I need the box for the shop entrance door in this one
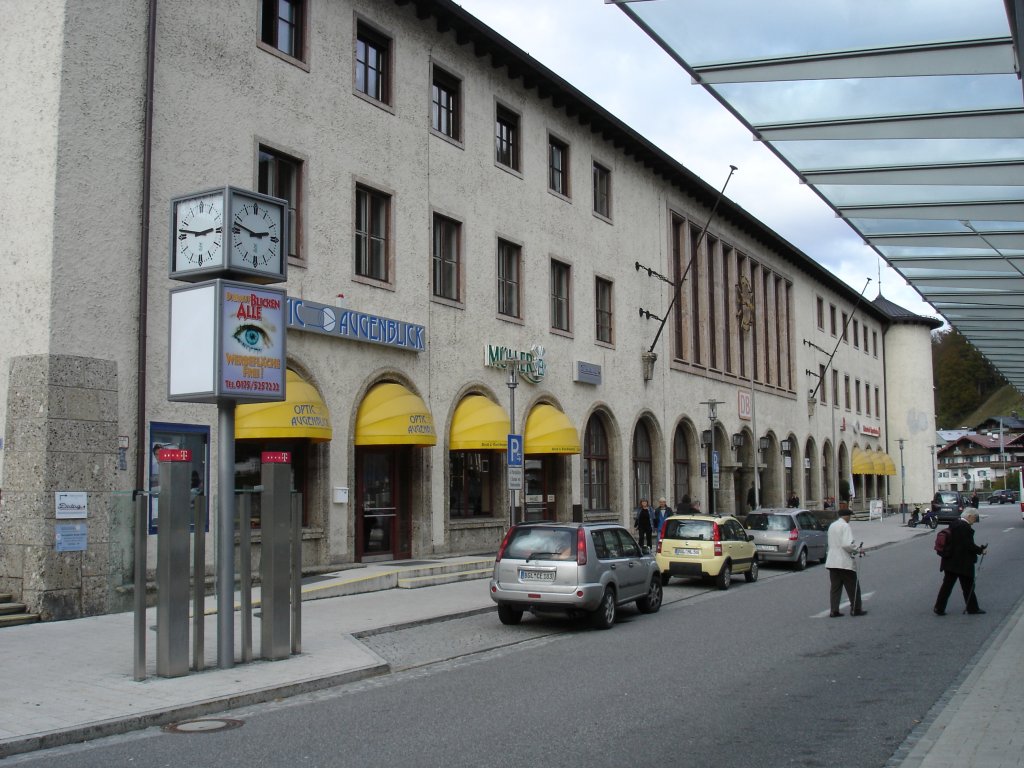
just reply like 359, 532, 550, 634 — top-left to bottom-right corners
356, 447, 411, 561
523, 457, 557, 522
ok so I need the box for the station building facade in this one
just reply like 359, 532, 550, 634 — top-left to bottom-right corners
0, 0, 938, 619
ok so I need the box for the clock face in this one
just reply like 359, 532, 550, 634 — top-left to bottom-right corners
174, 193, 224, 270
230, 194, 283, 273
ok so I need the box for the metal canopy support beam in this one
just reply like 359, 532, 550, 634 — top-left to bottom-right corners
804, 160, 1024, 186
756, 108, 1024, 141
692, 38, 1015, 83
841, 201, 1024, 221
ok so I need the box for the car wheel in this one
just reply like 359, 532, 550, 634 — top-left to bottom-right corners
795, 548, 808, 571
637, 577, 663, 614
715, 562, 732, 590
591, 587, 617, 629
497, 603, 523, 626
745, 558, 759, 583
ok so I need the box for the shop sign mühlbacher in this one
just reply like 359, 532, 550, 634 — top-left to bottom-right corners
484, 344, 547, 384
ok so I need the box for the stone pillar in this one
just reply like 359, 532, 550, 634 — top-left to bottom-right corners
0, 355, 123, 620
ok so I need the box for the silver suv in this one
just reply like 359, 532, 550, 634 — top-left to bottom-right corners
489, 522, 662, 629
744, 508, 827, 570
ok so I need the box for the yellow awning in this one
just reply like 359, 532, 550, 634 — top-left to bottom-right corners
449, 396, 509, 451
851, 448, 877, 475
355, 382, 436, 446
524, 404, 580, 455
235, 369, 332, 442
878, 453, 897, 476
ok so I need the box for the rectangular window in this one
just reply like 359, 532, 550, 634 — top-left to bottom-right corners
853, 319, 860, 348
596, 277, 613, 344
842, 312, 849, 342
496, 239, 521, 318
355, 22, 391, 104
354, 186, 389, 282
816, 297, 824, 330
431, 66, 461, 141
707, 236, 718, 370
432, 214, 461, 301
495, 105, 520, 170
737, 253, 747, 378
548, 136, 569, 196
258, 146, 302, 260
260, 0, 305, 62
844, 375, 851, 410
819, 364, 827, 405
592, 161, 611, 218
865, 381, 871, 416
855, 379, 861, 413
875, 386, 880, 417
832, 370, 839, 407
873, 331, 878, 357
722, 247, 733, 373
550, 259, 571, 332
863, 325, 869, 353
673, 216, 688, 362
690, 226, 703, 365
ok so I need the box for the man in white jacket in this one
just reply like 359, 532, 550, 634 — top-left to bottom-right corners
826, 509, 866, 617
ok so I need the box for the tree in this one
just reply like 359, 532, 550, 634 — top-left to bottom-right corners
932, 328, 1004, 428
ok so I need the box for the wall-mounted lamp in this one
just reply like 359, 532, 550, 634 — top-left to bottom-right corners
731, 433, 744, 451
780, 439, 792, 454
641, 350, 657, 382
758, 436, 771, 453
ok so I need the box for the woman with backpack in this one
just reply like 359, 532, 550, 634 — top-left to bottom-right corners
933, 510, 988, 615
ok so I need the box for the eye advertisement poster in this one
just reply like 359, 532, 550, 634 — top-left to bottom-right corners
219, 282, 286, 401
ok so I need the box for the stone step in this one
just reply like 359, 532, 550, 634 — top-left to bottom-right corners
0, 593, 12, 603
0, 602, 28, 616
0, 612, 40, 628
397, 567, 493, 589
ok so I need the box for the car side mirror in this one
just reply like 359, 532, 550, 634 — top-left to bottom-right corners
747, 534, 755, 542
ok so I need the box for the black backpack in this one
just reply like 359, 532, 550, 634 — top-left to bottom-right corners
934, 528, 951, 557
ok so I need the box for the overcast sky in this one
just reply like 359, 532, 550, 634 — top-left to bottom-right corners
456, 0, 941, 320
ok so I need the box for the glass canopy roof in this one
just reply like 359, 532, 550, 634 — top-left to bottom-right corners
612, 0, 1024, 394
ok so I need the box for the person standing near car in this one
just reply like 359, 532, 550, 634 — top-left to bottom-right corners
634, 498, 655, 548
653, 497, 672, 540
970, 491, 979, 509
826, 509, 866, 617
934, 510, 987, 615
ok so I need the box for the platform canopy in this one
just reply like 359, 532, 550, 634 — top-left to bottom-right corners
612, 0, 1024, 393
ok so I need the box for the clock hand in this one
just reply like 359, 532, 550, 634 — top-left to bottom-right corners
179, 227, 214, 236
234, 222, 269, 238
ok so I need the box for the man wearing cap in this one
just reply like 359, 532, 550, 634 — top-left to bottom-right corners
825, 508, 866, 617
934, 510, 987, 616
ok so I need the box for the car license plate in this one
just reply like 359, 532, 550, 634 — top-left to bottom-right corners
756, 544, 777, 552
519, 569, 555, 583
675, 548, 700, 556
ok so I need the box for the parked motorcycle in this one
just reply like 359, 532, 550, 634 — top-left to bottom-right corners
908, 505, 938, 529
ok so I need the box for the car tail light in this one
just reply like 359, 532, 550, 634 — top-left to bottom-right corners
789, 527, 799, 541
495, 526, 516, 563
713, 522, 722, 556
576, 527, 588, 566
656, 538, 663, 554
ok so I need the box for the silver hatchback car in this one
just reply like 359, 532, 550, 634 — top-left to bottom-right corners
744, 508, 827, 570
489, 522, 662, 629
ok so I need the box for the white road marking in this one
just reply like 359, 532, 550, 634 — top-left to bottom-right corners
813, 591, 875, 618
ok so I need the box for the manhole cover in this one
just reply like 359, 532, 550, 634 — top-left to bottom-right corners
162, 718, 244, 734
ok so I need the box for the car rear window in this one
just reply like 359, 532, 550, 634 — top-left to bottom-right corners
663, 519, 714, 541
745, 514, 794, 532
504, 527, 576, 560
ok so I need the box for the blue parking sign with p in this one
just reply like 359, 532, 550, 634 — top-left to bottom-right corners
507, 434, 523, 467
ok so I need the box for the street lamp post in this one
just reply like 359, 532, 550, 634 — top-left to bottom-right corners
897, 438, 906, 524
700, 399, 720, 516
929, 445, 936, 497
507, 365, 518, 527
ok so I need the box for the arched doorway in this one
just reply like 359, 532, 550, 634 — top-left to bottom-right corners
632, 420, 653, 507
672, 421, 696, 509
523, 403, 580, 522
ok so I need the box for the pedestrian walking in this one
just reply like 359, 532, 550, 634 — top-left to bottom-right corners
634, 498, 655, 549
676, 494, 694, 515
970, 491, 979, 509
825, 508, 866, 617
653, 497, 673, 540
934, 510, 987, 615
746, 483, 758, 511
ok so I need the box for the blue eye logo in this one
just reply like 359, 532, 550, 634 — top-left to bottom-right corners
232, 324, 272, 352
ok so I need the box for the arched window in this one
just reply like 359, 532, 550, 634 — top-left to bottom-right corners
672, 425, 690, 505
633, 421, 653, 507
583, 415, 610, 512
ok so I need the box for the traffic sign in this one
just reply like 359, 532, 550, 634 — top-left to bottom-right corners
507, 434, 523, 468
